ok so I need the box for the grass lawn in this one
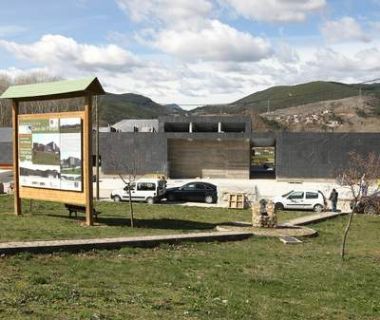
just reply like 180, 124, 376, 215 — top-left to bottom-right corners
0, 195, 379, 319
61, 167, 81, 175
0, 195, 304, 242
32, 151, 60, 166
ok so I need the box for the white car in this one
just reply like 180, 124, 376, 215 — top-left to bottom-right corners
110, 179, 166, 204
273, 189, 327, 212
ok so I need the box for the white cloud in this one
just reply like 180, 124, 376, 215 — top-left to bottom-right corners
270, 44, 380, 87
154, 20, 272, 62
321, 17, 371, 43
274, 42, 300, 63
0, 34, 141, 72
116, 0, 273, 63
116, 0, 213, 28
1, 32, 380, 107
0, 67, 51, 81
223, 0, 326, 22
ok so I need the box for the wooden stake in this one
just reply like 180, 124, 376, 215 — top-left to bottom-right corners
12, 100, 21, 215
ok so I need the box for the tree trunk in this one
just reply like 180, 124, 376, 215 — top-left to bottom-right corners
128, 188, 134, 228
341, 210, 354, 261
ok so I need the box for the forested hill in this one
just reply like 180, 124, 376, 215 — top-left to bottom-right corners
0, 90, 183, 127
191, 81, 380, 115
1, 77, 380, 127
98, 93, 184, 126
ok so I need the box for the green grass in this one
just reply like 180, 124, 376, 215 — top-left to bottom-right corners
32, 151, 60, 166
0, 195, 379, 319
0, 195, 303, 242
61, 167, 81, 175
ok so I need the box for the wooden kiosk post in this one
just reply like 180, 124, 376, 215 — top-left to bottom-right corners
1, 77, 105, 226
12, 100, 21, 215
84, 95, 93, 226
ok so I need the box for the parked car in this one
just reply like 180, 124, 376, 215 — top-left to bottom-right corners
351, 191, 380, 214
165, 182, 217, 204
110, 178, 166, 204
273, 189, 327, 212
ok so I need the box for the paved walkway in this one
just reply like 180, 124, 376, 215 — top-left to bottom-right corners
0, 211, 347, 255
0, 231, 253, 255
284, 211, 346, 226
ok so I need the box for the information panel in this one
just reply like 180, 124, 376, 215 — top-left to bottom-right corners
18, 117, 82, 191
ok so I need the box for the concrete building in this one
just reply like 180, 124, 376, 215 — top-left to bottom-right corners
0, 127, 12, 168
98, 116, 380, 180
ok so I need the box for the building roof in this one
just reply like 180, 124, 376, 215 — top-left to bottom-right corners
112, 119, 159, 132
0, 77, 105, 102
0, 128, 12, 142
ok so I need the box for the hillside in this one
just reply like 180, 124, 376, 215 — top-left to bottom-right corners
258, 95, 380, 132
0, 91, 184, 127
192, 81, 380, 115
98, 93, 184, 126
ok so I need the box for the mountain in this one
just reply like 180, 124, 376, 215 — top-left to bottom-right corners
98, 93, 184, 126
163, 103, 183, 114
191, 81, 380, 115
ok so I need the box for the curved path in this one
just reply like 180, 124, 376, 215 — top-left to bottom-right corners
0, 211, 346, 255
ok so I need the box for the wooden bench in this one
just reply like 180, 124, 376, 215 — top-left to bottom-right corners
64, 204, 101, 220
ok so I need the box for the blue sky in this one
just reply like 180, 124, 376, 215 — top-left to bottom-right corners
0, 0, 380, 106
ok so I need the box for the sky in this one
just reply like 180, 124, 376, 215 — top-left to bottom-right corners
0, 0, 380, 108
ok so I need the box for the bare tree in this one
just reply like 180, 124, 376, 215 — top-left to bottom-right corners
107, 133, 138, 228
337, 151, 380, 261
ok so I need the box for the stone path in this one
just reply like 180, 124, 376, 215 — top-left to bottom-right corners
0, 211, 347, 255
0, 231, 253, 255
284, 211, 346, 226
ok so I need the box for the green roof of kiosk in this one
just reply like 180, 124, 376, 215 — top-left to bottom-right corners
0, 77, 105, 101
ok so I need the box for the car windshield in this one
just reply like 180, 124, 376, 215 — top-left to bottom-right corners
282, 190, 293, 197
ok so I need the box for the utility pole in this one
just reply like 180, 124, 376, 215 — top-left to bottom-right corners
95, 95, 100, 200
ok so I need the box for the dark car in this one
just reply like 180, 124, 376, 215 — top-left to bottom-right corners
351, 191, 380, 215
165, 182, 217, 204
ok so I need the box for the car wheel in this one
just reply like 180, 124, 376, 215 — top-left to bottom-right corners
146, 197, 154, 205
364, 205, 377, 215
313, 204, 324, 213
113, 195, 121, 202
167, 193, 176, 201
275, 202, 284, 211
205, 195, 214, 204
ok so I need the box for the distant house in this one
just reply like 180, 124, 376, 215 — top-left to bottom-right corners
33, 141, 60, 154
61, 156, 81, 168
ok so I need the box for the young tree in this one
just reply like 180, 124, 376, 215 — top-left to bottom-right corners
116, 161, 136, 228
337, 151, 380, 261
107, 133, 138, 228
